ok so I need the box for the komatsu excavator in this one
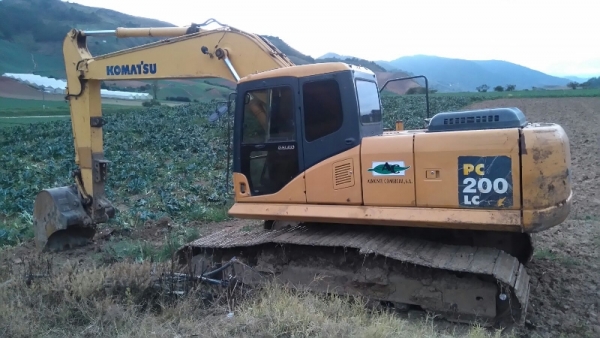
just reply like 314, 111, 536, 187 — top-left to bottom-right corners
32, 19, 572, 328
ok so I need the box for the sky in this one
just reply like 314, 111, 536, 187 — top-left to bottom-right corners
69, 0, 598, 77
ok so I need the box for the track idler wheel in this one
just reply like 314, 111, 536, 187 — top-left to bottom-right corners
33, 185, 95, 252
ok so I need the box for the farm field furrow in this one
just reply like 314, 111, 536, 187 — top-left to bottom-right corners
464, 98, 600, 337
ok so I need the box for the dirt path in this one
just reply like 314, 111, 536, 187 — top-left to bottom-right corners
464, 98, 600, 337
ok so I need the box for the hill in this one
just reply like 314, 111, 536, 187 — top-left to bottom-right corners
318, 52, 357, 60
0, 0, 177, 77
564, 75, 591, 82
0, 0, 419, 100
376, 55, 572, 92
256, 37, 419, 94
581, 76, 600, 88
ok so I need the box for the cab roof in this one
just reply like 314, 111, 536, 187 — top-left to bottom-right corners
238, 62, 375, 84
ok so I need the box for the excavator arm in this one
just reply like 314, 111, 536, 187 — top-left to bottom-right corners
33, 20, 295, 251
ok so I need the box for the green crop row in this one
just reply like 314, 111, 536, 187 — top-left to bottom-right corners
0, 94, 516, 245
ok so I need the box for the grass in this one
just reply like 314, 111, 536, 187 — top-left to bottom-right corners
157, 79, 234, 103
0, 115, 71, 127
0, 97, 69, 111
533, 248, 582, 268
0, 97, 148, 127
0, 256, 510, 338
0, 97, 72, 127
100, 222, 201, 264
0, 96, 142, 114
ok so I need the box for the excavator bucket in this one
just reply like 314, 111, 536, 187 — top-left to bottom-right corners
33, 185, 96, 252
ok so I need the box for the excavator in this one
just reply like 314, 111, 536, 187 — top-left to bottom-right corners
32, 19, 572, 328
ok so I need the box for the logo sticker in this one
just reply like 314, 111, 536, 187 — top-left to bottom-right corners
458, 156, 513, 208
368, 161, 411, 176
106, 61, 157, 76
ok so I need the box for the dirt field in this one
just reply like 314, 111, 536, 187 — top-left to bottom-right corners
0, 77, 155, 106
0, 97, 598, 337
0, 77, 65, 101
464, 98, 600, 337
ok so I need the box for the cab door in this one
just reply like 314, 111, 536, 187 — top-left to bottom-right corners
299, 71, 362, 204
233, 78, 305, 198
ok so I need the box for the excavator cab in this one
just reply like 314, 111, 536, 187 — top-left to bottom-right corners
233, 65, 381, 198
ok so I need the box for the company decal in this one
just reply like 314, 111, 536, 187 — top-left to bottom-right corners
367, 161, 412, 184
106, 62, 157, 76
458, 156, 513, 208
278, 145, 294, 150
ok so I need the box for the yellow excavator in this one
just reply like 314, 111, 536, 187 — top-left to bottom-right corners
32, 19, 572, 327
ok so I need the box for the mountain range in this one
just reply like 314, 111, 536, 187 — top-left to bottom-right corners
0, 0, 583, 97
320, 53, 575, 92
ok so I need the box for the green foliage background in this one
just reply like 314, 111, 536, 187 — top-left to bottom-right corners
2, 88, 600, 245
0, 94, 485, 245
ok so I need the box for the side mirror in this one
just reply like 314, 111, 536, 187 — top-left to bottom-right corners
209, 101, 229, 123
379, 75, 431, 118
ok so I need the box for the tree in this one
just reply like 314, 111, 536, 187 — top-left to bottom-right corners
567, 81, 579, 90
506, 84, 516, 91
581, 76, 600, 88
494, 85, 504, 92
405, 87, 438, 95
476, 84, 489, 92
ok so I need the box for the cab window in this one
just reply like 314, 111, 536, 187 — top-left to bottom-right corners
242, 86, 295, 144
356, 80, 381, 124
302, 79, 343, 142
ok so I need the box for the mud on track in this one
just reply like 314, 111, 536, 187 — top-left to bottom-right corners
464, 98, 600, 337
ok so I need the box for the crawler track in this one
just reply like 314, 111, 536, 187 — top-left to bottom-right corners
177, 222, 530, 327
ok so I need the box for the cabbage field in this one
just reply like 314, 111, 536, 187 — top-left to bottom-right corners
0, 93, 523, 245
2, 93, 600, 338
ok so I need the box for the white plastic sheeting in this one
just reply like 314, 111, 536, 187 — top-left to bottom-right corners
2, 73, 152, 100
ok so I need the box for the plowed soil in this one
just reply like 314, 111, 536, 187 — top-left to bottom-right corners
0, 77, 147, 106
1, 97, 598, 337
0, 77, 65, 101
464, 98, 600, 337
